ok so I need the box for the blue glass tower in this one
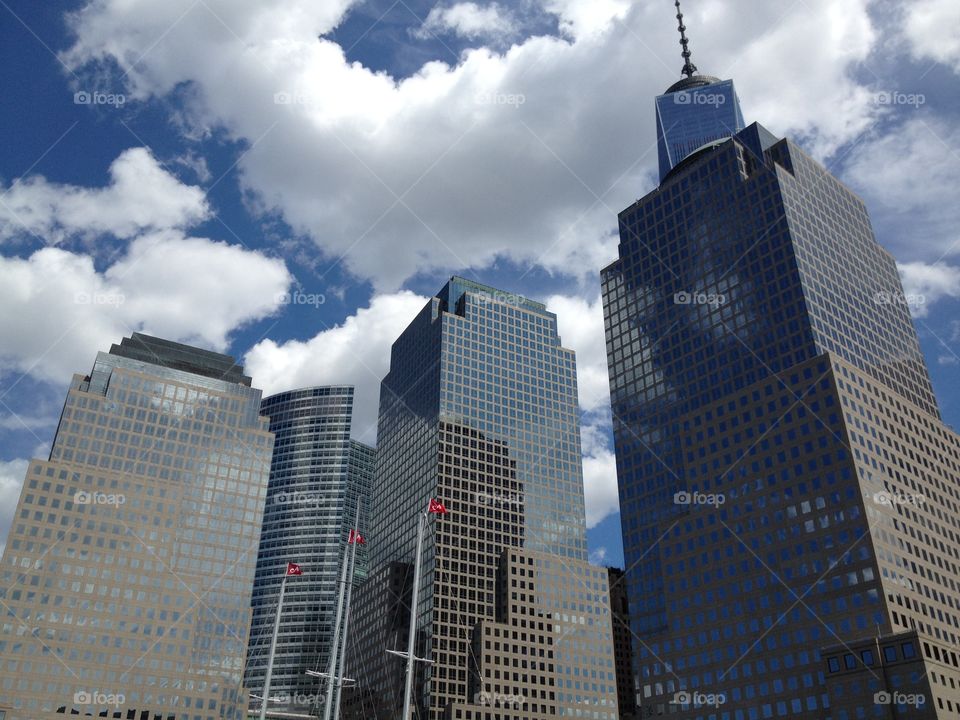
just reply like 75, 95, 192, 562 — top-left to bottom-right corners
346, 277, 618, 720
655, 1, 745, 182
245, 387, 374, 713
602, 5, 959, 718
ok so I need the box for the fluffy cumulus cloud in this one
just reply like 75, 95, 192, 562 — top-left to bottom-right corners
416, 3, 516, 41
547, 293, 607, 411
244, 291, 430, 442
581, 417, 618, 528
0, 233, 292, 384
844, 116, 960, 262
0, 459, 29, 555
0, 148, 209, 243
0, 146, 292, 385
61, 0, 884, 290
901, 0, 960, 72
898, 262, 960, 318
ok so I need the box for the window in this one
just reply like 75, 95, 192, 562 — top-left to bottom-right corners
827, 657, 840, 673
843, 653, 857, 670
901, 642, 916, 659
883, 646, 897, 663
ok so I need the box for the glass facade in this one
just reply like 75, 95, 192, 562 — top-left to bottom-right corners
348, 277, 617, 720
656, 76, 745, 182
0, 333, 274, 720
604, 111, 959, 717
244, 387, 374, 714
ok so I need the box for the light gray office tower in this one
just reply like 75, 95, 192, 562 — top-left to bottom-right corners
603, 5, 960, 718
345, 277, 618, 720
244, 387, 374, 715
0, 333, 275, 720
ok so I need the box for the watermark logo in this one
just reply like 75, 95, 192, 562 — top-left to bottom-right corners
872, 491, 925, 507
475, 289, 524, 306
474, 91, 525, 108
674, 92, 726, 107
874, 691, 925, 707
273, 491, 323, 508
674, 291, 726, 307
269, 692, 324, 707
674, 491, 725, 507
874, 91, 925, 108
475, 691, 525, 708
874, 290, 924, 309
476, 491, 524, 508
672, 691, 726, 708
74, 290, 125, 307
274, 291, 326, 308
74, 691, 125, 708
74, 90, 126, 107
274, 91, 318, 106
74, 491, 125, 507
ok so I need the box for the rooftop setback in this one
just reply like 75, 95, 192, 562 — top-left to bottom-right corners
109, 332, 252, 386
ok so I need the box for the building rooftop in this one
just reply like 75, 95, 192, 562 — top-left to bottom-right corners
109, 332, 252, 386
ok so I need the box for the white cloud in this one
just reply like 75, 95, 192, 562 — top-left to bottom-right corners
0, 232, 292, 384
844, 116, 960, 261
61, 0, 882, 290
416, 3, 515, 41
547, 293, 608, 412
588, 546, 608, 565
0, 148, 209, 243
0, 459, 28, 556
902, 0, 960, 72
243, 291, 430, 443
581, 416, 619, 528
898, 262, 960, 317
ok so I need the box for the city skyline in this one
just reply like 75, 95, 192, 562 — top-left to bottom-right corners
1, 0, 958, 571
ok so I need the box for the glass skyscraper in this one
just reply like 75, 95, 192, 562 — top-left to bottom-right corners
244, 386, 374, 714
655, 76, 745, 182
603, 61, 960, 718
346, 277, 618, 720
0, 333, 274, 720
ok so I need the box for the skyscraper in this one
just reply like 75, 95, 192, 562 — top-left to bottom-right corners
602, 8, 960, 718
245, 386, 375, 714
655, 1, 745, 182
0, 333, 274, 720
347, 277, 618, 720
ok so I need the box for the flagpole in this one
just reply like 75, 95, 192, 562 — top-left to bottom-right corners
401, 511, 427, 720
323, 509, 358, 720
332, 523, 358, 720
260, 571, 288, 720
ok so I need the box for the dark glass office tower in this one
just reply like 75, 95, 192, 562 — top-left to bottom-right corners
244, 387, 374, 714
602, 21, 959, 720
0, 333, 274, 720
346, 277, 618, 720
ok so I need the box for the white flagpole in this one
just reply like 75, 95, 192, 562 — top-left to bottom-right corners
400, 511, 427, 720
323, 508, 359, 720
332, 524, 359, 720
260, 570, 288, 720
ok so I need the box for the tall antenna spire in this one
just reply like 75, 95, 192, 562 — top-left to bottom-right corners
675, 0, 698, 78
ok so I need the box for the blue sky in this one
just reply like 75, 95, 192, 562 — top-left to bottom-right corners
0, 0, 958, 566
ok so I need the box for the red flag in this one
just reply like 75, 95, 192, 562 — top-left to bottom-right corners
348, 529, 366, 545
428, 498, 447, 515
286, 562, 303, 576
